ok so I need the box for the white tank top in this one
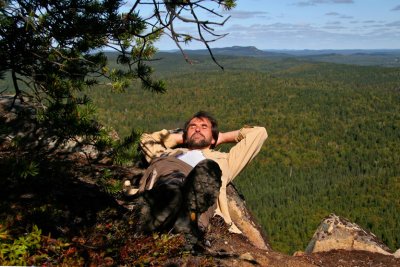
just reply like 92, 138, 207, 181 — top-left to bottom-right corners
177, 150, 206, 167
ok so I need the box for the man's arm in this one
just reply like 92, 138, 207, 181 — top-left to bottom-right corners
169, 132, 184, 145
140, 129, 184, 162
214, 126, 267, 233
225, 126, 268, 182
215, 130, 240, 146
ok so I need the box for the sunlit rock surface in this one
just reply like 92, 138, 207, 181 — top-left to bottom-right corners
305, 213, 392, 256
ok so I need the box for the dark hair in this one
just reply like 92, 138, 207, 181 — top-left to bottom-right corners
183, 111, 219, 149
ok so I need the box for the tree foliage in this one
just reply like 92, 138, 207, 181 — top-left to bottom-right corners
0, 0, 235, 156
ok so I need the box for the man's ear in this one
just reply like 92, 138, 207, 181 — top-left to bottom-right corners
211, 131, 219, 147
210, 138, 216, 149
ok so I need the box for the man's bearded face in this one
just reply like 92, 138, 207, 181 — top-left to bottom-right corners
186, 117, 215, 149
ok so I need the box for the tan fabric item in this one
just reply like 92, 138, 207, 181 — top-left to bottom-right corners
139, 126, 268, 233
138, 155, 192, 193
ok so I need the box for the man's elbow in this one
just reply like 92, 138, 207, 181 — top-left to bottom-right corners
256, 126, 268, 142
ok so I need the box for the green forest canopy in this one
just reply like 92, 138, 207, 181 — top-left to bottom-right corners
87, 54, 400, 254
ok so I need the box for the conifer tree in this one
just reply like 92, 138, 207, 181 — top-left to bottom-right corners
0, 0, 235, 156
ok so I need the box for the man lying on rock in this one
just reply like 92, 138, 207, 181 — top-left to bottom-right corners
124, 111, 267, 245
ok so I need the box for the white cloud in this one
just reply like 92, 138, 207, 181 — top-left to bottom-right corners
325, 12, 352, 19
326, 21, 341, 25
323, 25, 346, 30
391, 5, 400, 11
386, 21, 400, 27
223, 10, 269, 19
155, 1, 399, 50
333, 0, 354, 3
295, 0, 354, 7
326, 12, 340, 16
216, 20, 398, 49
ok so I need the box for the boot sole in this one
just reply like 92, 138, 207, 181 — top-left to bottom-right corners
184, 160, 222, 214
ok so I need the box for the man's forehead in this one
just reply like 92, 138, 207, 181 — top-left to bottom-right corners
189, 117, 211, 125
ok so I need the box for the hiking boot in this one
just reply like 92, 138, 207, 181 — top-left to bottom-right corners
135, 180, 183, 233
172, 160, 221, 245
182, 159, 222, 217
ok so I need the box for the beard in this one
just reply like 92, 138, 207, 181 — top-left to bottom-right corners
186, 133, 212, 149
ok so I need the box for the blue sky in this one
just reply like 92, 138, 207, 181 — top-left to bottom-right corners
153, 0, 400, 50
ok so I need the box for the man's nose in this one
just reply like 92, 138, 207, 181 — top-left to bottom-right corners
195, 126, 200, 132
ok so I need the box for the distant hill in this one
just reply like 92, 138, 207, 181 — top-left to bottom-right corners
162, 46, 400, 67
163, 46, 400, 57
266, 49, 400, 56
179, 46, 290, 58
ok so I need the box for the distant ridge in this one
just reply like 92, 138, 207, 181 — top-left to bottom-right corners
163, 46, 400, 58
168, 46, 290, 58
160, 46, 400, 67
201, 46, 267, 56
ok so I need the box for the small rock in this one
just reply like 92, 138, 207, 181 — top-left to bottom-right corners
103, 256, 114, 266
293, 251, 305, 256
19, 193, 35, 199
305, 213, 392, 256
394, 249, 400, 258
239, 252, 256, 263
